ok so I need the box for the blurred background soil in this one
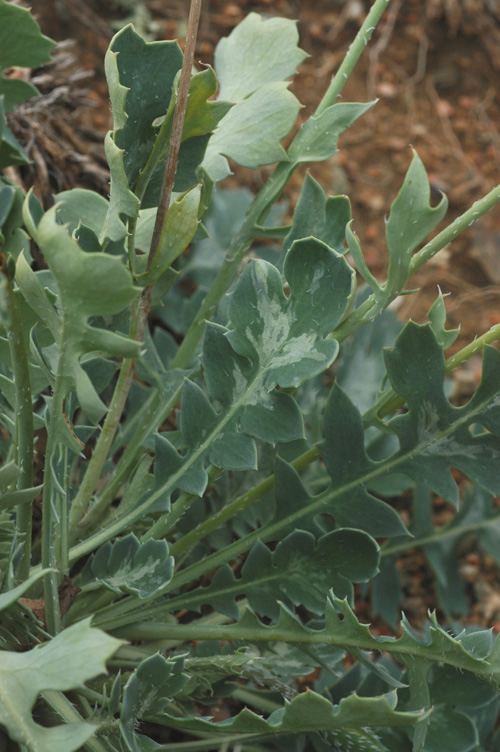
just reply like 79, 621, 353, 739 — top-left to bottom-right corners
8, 0, 500, 631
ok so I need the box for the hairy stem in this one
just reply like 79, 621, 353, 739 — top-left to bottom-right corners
4, 271, 33, 581
108, 620, 500, 691
41, 340, 74, 634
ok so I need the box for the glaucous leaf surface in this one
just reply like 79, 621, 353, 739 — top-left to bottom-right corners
385, 323, 500, 504
0, 0, 54, 111
0, 620, 121, 752
156, 687, 423, 736
77, 534, 174, 599
121, 653, 188, 752
289, 102, 375, 164
385, 151, 448, 296
151, 237, 354, 500
166, 529, 379, 619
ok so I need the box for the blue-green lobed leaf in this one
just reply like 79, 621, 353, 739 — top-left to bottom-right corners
385, 323, 500, 505
121, 653, 188, 752
0, 0, 55, 111
76, 534, 174, 599
167, 529, 380, 620
384, 150, 448, 296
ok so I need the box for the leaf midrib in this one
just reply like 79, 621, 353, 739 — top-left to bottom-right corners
168, 381, 500, 592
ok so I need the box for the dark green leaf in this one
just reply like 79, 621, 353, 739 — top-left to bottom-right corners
288, 102, 375, 164
386, 323, 500, 505
385, 151, 448, 296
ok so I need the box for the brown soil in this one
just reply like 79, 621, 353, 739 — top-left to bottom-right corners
13, 0, 500, 632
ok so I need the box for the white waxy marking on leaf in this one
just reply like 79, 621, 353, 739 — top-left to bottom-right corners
231, 364, 250, 402
307, 263, 325, 295
271, 334, 325, 369
245, 299, 290, 363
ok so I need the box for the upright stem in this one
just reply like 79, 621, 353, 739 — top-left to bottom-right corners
315, 0, 391, 115
68, 298, 145, 532
69, 0, 203, 530
4, 271, 33, 581
148, 0, 203, 268
41, 338, 75, 635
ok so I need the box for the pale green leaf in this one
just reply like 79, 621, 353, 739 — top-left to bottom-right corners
203, 82, 300, 180
0, 0, 55, 110
0, 484, 43, 511
106, 26, 182, 189
172, 596, 500, 692
55, 189, 109, 238
36, 206, 140, 321
102, 132, 141, 242
28, 206, 141, 426
280, 172, 351, 261
426, 289, 459, 349
155, 688, 424, 736
178, 66, 232, 141
0, 459, 19, 488
0, 619, 122, 751
215, 12, 307, 102
15, 252, 61, 341
137, 186, 201, 286
225, 238, 355, 391
422, 706, 478, 752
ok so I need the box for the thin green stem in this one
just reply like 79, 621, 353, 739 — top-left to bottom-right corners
79, 378, 189, 532
41, 691, 112, 752
166, 317, 500, 563
169, 178, 289, 369
4, 272, 33, 580
316, 0, 391, 115
69, 3, 202, 532
153, 379, 497, 603
143, 465, 222, 541
68, 299, 145, 533
409, 183, 500, 275
333, 183, 500, 344
41, 333, 76, 635
381, 513, 500, 557
364, 321, 500, 424
108, 619, 500, 690
167, 448, 317, 559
